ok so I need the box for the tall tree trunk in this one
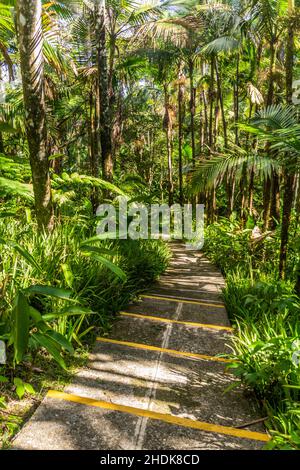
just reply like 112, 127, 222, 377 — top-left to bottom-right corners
226, 171, 235, 216
286, 2, 294, 105
163, 84, 174, 206
263, 176, 272, 230
266, 39, 276, 106
112, 86, 123, 160
178, 66, 184, 205
207, 186, 216, 224
240, 162, 248, 224
188, 59, 196, 167
234, 53, 240, 146
279, 0, 296, 279
16, 0, 54, 232
263, 38, 277, 229
208, 56, 215, 149
95, 1, 113, 182
215, 59, 228, 148
89, 87, 100, 211
216, 56, 232, 216
270, 171, 280, 227
248, 166, 255, 216
0, 132, 4, 153
279, 173, 295, 278
108, 33, 116, 106
201, 62, 209, 147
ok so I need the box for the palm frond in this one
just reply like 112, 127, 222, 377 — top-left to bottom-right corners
190, 150, 280, 193
0, 176, 33, 201
202, 36, 240, 55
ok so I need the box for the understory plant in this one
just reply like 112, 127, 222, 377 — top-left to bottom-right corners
204, 219, 300, 449
0, 214, 170, 374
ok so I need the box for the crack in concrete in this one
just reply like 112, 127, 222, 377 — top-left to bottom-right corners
133, 302, 183, 450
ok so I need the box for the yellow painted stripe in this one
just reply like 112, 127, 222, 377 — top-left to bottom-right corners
120, 312, 233, 332
142, 294, 224, 308
47, 390, 269, 443
96, 337, 231, 363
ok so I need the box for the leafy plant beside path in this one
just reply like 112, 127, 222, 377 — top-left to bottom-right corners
205, 218, 300, 450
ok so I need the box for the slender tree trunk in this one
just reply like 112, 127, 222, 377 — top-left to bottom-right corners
215, 55, 232, 217
266, 39, 276, 106
163, 84, 174, 206
16, 0, 54, 232
214, 101, 220, 146
234, 53, 240, 146
294, 172, 300, 229
248, 166, 255, 216
263, 176, 272, 230
189, 59, 196, 167
207, 186, 216, 224
215, 59, 228, 148
108, 33, 116, 106
263, 38, 278, 229
286, 2, 294, 105
199, 109, 203, 152
95, 1, 113, 182
240, 162, 248, 223
209, 56, 215, 149
89, 87, 100, 211
279, 0, 296, 279
201, 62, 209, 147
178, 66, 184, 205
226, 171, 235, 216
270, 171, 280, 227
112, 86, 123, 160
0, 132, 4, 153
279, 173, 295, 278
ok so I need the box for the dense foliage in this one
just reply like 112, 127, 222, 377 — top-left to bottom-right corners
205, 219, 300, 449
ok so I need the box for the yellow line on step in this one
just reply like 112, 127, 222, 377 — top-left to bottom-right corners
141, 294, 224, 308
96, 337, 231, 363
120, 312, 233, 332
47, 390, 269, 443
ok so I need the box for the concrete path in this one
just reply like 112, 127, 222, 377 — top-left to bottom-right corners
12, 243, 269, 450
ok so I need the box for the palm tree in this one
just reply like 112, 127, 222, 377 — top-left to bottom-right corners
94, 0, 113, 183
16, 0, 54, 231
152, 48, 178, 206
241, 104, 300, 279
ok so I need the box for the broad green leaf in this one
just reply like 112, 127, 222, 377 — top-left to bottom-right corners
12, 292, 30, 364
28, 306, 43, 324
81, 249, 126, 281
25, 285, 74, 301
61, 263, 74, 288
0, 239, 42, 273
80, 245, 118, 257
29, 306, 48, 332
32, 332, 67, 370
80, 233, 117, 245
42, 306, 95, 321
45, 330, 74, 354
24, 383, 36, 395
14, 378, 25, 399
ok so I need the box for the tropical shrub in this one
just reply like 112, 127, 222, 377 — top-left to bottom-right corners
204, 220, 300, 449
